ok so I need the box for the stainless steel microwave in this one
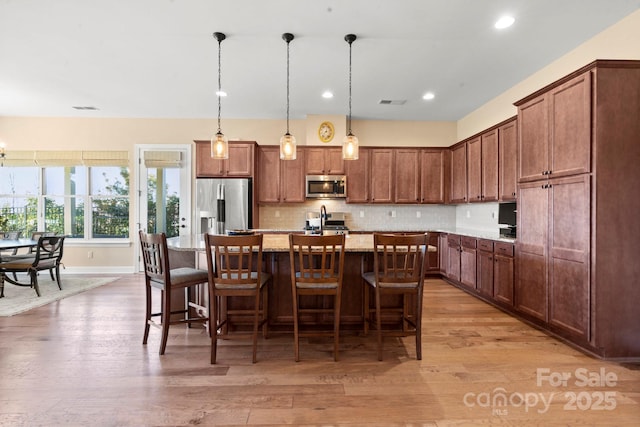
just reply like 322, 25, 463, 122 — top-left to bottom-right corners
305, 175, 347, 198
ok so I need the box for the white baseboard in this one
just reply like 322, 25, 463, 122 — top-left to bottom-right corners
60, 266, 137, 275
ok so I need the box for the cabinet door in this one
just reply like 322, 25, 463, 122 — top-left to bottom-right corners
257, 147, 281, 203
370, 149, 394, 203
305, 147, 326, 175
426, 232, 440, 274
439, 234, 449, 276
450, 143, 467, 203
548, 175, 590, 339
516, 181, 549, 321
225, 143, 254, 176
477, 250, 494, 297
447, 236, 461, 282
281, 149, 306, 203
499, 119, 518, 201
518, 96, 548, 182
420, 149, 445, 203
467, 137, 482, 202
394, 148, 420, 203
326, 148, 345, 175
195, 141, 224, 177
460, 237, 477, 289
345, 148, 370, 203
494, 253, 514, 306
549, 71, 592, 179
481, 129, 499, 201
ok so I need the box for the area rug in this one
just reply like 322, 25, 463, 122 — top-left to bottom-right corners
0, 275, 119, 316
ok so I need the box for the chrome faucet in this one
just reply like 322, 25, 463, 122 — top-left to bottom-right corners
320, 205, 327, 235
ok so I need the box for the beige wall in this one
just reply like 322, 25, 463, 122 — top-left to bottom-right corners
457, 8, 640, 140
1, 9, 638, 272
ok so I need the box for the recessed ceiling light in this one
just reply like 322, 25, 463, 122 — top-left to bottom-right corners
422, 92, 435, 100
216, 90, 227, 97
322, 91, 333, 99
495, 15, 515, 29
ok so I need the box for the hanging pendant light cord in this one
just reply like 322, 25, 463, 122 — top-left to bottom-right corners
285, 36, 291, 134
217, 36, 223, 134
345, 34, 356, 135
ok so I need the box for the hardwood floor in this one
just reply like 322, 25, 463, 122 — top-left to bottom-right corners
1, 274, 638, 426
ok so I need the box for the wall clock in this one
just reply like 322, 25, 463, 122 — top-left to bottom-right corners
318, 121, 335, 143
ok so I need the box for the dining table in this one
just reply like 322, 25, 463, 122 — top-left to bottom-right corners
0, 238, 38, 260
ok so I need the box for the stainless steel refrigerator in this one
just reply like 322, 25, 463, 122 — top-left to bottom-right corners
195, 178, 253, 234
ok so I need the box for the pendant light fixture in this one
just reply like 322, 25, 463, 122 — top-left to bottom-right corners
280, 33, 296, 160
343, 34, 359, 160
211, 32, 229, 159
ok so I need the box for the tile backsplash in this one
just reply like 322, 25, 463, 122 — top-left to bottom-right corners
258, 200, 500, 233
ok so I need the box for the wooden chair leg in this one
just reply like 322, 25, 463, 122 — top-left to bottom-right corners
262, 285, 269, 339
143, 282, 151, 345
334, 293, 341, 362
210, 294, 218, 364
363, 283, 370, 336
375, 288, 383, 361
252, 292, 260, 363
293, 293, 300, 362
159, 289, 170, 355
416, 290, 423, 361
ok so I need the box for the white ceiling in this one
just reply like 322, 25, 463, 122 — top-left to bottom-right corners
1, 0, 639, 122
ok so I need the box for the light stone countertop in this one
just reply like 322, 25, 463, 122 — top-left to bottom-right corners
167, 233, 438, 253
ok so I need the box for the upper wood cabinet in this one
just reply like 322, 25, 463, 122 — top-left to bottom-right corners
305, 147, 344, 175
420, 149, 447, 204
394, 148, 420, 203
517, 71, 591, 182
195, 141, 256, 178
498, 118, 518, 201
370, 148, 394, 203
257, 146, 305, 204
450, 142, 467, 204
345, 147, 370, 203
467, 130, 498, 203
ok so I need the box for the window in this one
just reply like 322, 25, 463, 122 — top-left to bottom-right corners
0, 153, 129, 239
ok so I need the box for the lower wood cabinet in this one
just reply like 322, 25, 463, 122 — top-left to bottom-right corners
493, 242, 514, 306
460, 236, 477, 289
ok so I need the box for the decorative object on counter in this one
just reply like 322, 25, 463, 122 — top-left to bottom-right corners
139, 231, 209, 355
211, 32, 229, 159
289, 233, 345, 361
279, 33, 297, 160
342, 34, 359, 161
205, 233, 271, 364
362, 233, 427, 361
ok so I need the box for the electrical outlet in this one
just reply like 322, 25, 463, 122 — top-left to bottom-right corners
391, 210, 396, 218
466, 210, 471, 218
416, 211, 421, 218
275, 210, 280, 218
87, 251, 93, 259
359, 210, 365, 218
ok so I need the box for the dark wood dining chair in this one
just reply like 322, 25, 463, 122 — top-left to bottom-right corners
0, 235, 65, 298
205, 233, 271, 364
362, 233, 427, 361
289, 233, 345, 362
139, 231, 209, 355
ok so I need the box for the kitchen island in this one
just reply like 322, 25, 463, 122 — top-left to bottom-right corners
167, 233, 429, 332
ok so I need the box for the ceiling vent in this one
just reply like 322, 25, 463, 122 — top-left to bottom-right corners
378, 99, 406, 105
72, 106, 99, 110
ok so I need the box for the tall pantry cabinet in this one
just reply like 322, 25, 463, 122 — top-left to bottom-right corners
514, 60, 640, 359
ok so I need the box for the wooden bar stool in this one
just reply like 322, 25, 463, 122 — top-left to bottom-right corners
289, 234, 345, 361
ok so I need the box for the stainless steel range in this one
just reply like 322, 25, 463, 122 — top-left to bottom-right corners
304, 211, 349, 235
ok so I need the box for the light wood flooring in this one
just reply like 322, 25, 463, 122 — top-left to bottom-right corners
1, 275, 639, 426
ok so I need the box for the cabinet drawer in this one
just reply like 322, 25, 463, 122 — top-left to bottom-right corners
447, 234, 461, 246
477, 239, 494, 252
494, 242, 514, 257
461, 236, 477, 249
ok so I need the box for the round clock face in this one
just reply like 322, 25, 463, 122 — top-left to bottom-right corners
318, 121, 334, 143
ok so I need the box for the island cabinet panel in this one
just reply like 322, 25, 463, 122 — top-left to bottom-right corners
305, 147, 344, 175
195, 141, 255, 177
420, 149, 447, 204
257, 146, 305, 203
370, 148, 394, 203
498, 118, 518, 201
450, 142, 467, 203
394, 148, 420, 203
345, 147, 370, 203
